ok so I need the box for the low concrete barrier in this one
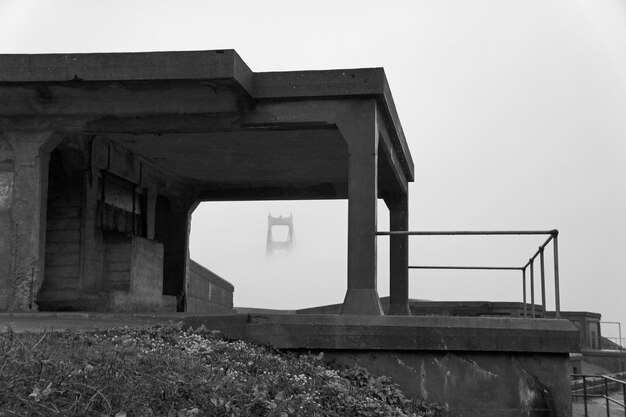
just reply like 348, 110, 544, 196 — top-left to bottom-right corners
185, 260, 234, 313
183, 313, 579, 417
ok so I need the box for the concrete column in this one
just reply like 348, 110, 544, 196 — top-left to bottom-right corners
388, 194, 411, 315
0, 135, 15, 311
339, 101, 383, 315
162, 198, 197, 311
1, 131, 58, 311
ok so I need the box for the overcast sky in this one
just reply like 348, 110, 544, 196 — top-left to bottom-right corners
1, 0, 625, 336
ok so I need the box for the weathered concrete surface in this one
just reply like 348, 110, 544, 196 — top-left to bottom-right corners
105, 237, 176, 312
0, 311, 578, 416
180, 313, 578, 417
0, 134, 14, 311
0, 312, 182, 332
546, 311, 602, 350
186, 260, 234, 313
0, 50, 413, 314
239, 314, 579, 353
298, 299, 547, 317
577, 350, 626, 374
326, 351, 571, 417
0, 131, 58, 311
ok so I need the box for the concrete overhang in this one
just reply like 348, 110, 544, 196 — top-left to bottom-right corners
0, 49, 413, 200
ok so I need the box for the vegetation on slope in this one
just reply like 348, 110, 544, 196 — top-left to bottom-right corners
0, 323, 442, 417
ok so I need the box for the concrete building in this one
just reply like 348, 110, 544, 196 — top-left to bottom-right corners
0, 50, 412, 315
1, 50, 584, 416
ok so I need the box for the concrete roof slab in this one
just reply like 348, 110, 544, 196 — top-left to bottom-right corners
0, 50, 414, 197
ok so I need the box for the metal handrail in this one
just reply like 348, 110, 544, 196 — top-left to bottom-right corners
571, 373, 626, 416
603, 322, 625, 350
376, 229, 560, 318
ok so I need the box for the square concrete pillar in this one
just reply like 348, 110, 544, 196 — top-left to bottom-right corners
159, 199, 197, 311
0, 131, 58, 311
339, 101, 384, 315
388, 194, 411, 315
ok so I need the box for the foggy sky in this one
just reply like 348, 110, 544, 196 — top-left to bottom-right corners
1, 0, 625, 339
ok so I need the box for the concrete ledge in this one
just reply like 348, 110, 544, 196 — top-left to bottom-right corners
0, 50, 254, 95
182, 313, 579, 353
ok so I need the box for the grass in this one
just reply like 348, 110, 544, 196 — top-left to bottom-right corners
0, 322, 443, 417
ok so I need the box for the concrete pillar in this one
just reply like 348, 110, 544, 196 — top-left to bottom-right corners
0, 135, 15, 311
0, 131, 58, 311
339, 101, 383, 315
388, 193, 411, 315
162, 198, 197, 311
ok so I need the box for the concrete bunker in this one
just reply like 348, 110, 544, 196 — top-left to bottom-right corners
0, 50, 580, 416
0, 50, 413, 315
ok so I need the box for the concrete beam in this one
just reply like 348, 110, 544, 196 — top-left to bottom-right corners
0, 81, 244, 117
377, 113, 408, 195
0, 50, 254, 96
254, 68, 413, 181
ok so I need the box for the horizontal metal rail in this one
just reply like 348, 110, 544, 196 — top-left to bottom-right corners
571, 374, 626, 416
377, 230, 558, 236
409, 266, 523, 271
603, 322, 624, 350
377, 229, 561, 318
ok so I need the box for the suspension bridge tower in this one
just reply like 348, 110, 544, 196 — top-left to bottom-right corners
266, 213, 296, 254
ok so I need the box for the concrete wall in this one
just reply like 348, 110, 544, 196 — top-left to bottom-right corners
579, 350, 626, 374
325, 351, 571, 417
547, 312, 602, 351
0, 132, 200, 312
186, 260, 234, 313
38, 147, 84, 308
106, 236, 176, 312
182, 314, 579, 417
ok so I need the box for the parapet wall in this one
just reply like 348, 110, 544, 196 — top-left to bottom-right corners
183, 314, 579, 417
186, 260, 234, 313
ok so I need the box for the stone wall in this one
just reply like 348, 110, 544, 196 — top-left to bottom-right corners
186, 260, 234, 313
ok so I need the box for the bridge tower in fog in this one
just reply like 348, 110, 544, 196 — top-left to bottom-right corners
266, 213, 295, 254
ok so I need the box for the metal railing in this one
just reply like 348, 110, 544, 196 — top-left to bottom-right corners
603, 322, 625, 350
572, 374, 626, 416
604, 337, 626, 351
376, 229, 560, 318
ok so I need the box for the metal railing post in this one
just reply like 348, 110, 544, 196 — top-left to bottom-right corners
622, 381, 626, 417
583, 375, 589, 417
553, 232, 561, 318
530, 259, 535, 318
539, 246, 546, 317
605, 378, 610, 417
522, 268, 527, 318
